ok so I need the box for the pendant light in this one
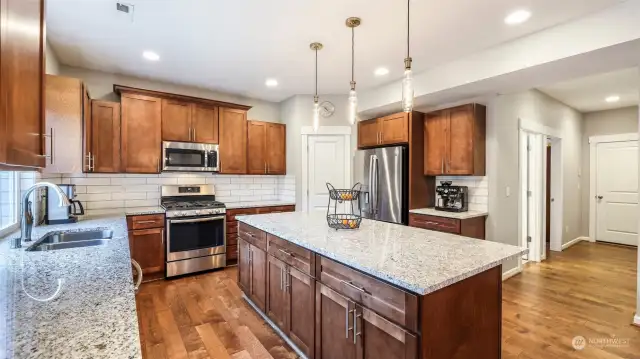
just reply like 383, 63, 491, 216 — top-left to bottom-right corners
310, 42, 323, 132
402, 0, 414, 112
346, 17, 361, 125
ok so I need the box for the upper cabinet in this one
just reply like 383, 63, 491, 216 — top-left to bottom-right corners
219, 107, 248, 174
43, 75, 87, 173
161, 100, 219, 144
424, 104, 486, 176
0, 0, 45, 169
247, 121, 286, 175
357, 112, 409, 149
89, 100, 121, 173
191, 104, 219, 144
121, 93, 162, 173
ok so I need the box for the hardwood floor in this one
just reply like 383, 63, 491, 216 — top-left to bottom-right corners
136, 242, 639, 359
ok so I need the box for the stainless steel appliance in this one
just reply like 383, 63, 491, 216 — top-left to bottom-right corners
435, 181, 469, 212
161, 185, 226, 277
162, 141, 219, 172
45, 184, 84, 224
360, 145, 408, 225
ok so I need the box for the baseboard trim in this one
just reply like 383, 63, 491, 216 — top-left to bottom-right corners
562, 237, 588, 250
633, 314, 640, 327
502, 267, 522, 281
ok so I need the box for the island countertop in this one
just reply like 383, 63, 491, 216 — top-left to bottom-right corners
0, 216, 142, 359
237, 211, 526, 295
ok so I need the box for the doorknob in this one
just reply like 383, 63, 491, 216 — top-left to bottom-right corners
596, 195, 603, 200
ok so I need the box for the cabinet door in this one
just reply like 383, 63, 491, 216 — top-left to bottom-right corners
238, 238, 251, 295
424, 111, 448, 176
121, 94, 162, 173
316, 283, 357, 359
128, 228, 165, 276
379, 113, 408, 145
0, 0, 45, 168
447, 105, 474, 175
219, 107, 247, 174
91, 100, 121, 173
266, 122, 286, 175
161, 99, 191, 142
266, 255, 287, 331
43, 75, 83, 173
288, 267, 315, 358
247, 121, 267, 174
191, 104, 218, 144
250, 245, 267, 311
357, 119, 379, 148
357, 305, 418, 359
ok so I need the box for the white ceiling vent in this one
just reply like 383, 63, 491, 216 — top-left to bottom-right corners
116, 2, 134, 21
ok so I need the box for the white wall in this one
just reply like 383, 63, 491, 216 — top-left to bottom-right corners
486, 90, 583, 271
59, 66, 281, 123
580, 106, 639, 236
280, 95, 357, 209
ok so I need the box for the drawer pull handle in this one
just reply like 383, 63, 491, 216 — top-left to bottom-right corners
279, 248, 294, 257
135, 220, 158, 224
343, 280, 369, 294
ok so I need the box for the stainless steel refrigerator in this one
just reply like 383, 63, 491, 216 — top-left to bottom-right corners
360, 145, 408, 225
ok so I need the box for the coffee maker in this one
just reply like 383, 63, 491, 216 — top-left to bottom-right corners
45, 184, 84, 224
435, 181, 468, 212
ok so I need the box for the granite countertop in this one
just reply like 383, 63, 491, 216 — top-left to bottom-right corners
409, 208, 488, 220
237, 212, 526, 295
0, 216, 142, 359
125, 206, 165, 216
225, 200, 296, 210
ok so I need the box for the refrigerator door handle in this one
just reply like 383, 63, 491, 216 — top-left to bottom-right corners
368, 155, 374, 214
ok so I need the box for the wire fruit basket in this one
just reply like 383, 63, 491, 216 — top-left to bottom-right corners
326, 183, 362, 230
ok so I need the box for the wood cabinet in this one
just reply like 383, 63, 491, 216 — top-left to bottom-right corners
161, 100, 219, 144
316, 283, 357, 359
287, 266, 315, 357
219, 107, 248, 174
238, 237, 267, 311
357, 112, 409, 149
247, 121, 286, 175
266, 255, 288, 329
126, 214, 166, 282
424, 104, 486, 176
89, 100, 121, 173
0, 0, 45, 169
358, 305, 418, 359
408, 213, 486, 240
121, 93, 162, 173
43, 75, 87, 173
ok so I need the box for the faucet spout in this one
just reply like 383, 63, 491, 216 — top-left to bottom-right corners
15, 182, 71, 247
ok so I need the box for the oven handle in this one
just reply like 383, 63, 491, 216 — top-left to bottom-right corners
168, 216, 226, 224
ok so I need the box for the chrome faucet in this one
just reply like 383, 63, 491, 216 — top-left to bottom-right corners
11, 182, 71, 249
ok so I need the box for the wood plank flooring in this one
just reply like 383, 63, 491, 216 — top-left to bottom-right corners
136, 241, 639, 359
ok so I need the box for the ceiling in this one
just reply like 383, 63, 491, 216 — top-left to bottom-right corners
47, 0, 623, 102
538, 68, 639, 112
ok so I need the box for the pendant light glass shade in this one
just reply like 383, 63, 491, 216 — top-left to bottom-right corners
348, 89, 358, 125
402, 68, 414, 112
313, 101, 320, 132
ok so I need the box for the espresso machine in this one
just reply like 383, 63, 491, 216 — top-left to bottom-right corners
45, 184, 84, 224
435, 181, 468, 212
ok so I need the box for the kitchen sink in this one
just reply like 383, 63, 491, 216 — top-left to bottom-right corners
26, 229, 113, 252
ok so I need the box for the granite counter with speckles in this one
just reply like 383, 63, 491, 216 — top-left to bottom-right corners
237, 212, 526, 295
0, 216, 142, 359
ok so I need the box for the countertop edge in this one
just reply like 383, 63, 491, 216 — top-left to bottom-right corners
409, 208, 489, 220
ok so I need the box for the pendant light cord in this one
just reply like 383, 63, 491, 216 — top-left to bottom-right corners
407, 0, 410, 59
351, 27, 355, 84
315, 48, 318, 98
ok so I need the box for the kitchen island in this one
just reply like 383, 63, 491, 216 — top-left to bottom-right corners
236, 211, 526, 359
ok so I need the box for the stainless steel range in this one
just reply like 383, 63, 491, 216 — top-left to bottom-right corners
161, 185, 226, 277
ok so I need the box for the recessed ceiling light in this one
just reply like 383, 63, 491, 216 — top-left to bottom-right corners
142, 51, 160, 61
265, 79, 278, 87
605, 95, 620, 103
374, 67, 389, 76
505, 10, 531, 25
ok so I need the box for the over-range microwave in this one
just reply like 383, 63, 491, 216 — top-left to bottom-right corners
162, 141, 219, 172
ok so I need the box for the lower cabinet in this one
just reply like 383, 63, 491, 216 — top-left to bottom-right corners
409, 213, 486, 240
238, 238, 267, 311
127, 214, 166, 282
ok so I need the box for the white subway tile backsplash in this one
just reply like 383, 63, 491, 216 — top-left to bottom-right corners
110, 178, 147, 186
77, 193, 111, 202
69, 177, 111, 186
435, 176, 488, 212
112, 192, 146, 201
125, 185, 158, 193
86, 200, 125, 209
177, 177, 207, 185
215, 184, 239, 191
146, 177, 178, 185
125, 199, 158, 208
86, 186, 124, 194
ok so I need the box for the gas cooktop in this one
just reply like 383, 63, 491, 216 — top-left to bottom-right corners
160, 185, 226, 218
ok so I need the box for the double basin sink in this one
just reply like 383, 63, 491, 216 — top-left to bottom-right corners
26, 229, 113, 252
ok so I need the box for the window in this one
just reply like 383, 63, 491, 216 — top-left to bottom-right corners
0, 171, 19, 237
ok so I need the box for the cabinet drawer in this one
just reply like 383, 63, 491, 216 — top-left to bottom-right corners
238, 222, 267, 251
409, 213, 461, 234
318, 257, 418, 333
127, 214, 165, 230
226, 245, 238, 260
227, 208, 258, 221
267, 234, 314, 276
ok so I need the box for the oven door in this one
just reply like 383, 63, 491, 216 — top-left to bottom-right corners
166, 215, 226, 261
162, 141, 218, 172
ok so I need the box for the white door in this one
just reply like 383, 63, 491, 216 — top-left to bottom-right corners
306, 135, 346, 212
595, 140, 638, 246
